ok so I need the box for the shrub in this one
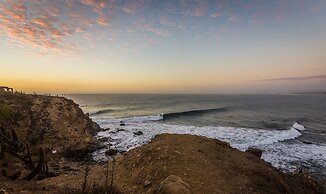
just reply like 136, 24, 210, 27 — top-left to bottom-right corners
0, 104, 14, 123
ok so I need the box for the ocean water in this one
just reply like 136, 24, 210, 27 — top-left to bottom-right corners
66, 94, 326, 181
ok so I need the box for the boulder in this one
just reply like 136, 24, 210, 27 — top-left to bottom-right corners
105, 149, 119, 156
245, 148, 262, 158
134, 131, 143, 136
158, 175, 192, 194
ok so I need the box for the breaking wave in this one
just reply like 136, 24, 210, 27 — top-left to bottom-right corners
162, 107, 227, 120
89, 109, 115, 116
92, 107, 227, 123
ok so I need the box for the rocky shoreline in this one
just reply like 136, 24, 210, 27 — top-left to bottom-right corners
0, 93, 324, 193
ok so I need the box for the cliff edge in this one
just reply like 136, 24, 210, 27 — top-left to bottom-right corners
0, 92, 100, 154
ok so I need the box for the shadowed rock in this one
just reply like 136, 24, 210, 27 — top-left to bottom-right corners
134, 131, 143, 136
245, 147, 262, 158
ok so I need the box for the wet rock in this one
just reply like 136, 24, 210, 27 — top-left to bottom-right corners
158, 175, 192, 194
117, 128, 125, 132
134, 131, 143, 136
245, 148, 262, 158
105, 149, 119, 156
109, 128, 125, 134
98, 137, 110, 143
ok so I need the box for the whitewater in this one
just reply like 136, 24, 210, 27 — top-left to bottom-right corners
93, 115, 326, 176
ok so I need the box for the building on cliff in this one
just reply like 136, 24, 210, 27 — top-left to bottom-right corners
0, 86, 13, 93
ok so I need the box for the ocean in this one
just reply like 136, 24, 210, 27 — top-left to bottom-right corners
66, 94, 326, 181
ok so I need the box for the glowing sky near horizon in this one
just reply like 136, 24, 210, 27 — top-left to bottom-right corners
0, 0, 326, 94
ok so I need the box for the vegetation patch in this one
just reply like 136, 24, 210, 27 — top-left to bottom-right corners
0, 104, 14, 122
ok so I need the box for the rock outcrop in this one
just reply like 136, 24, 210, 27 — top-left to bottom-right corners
245, 147, 263, 158
0, 93, 101, 154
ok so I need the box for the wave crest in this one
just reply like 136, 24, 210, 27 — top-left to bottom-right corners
163, 107, 227, 120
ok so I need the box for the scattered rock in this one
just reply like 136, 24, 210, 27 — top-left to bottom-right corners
0, 189, 8, 194
117, 128, 125, 132
62, 146, 92, 161
105, 149, 119, 156
134, 131, 143, 136
245, 148, 262, 158
98, 137, 110, 143
158, 175, 192, 194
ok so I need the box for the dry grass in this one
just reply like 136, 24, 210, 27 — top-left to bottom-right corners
64, 160, 120, 194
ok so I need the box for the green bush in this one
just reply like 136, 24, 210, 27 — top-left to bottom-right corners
0, 104, 14, 122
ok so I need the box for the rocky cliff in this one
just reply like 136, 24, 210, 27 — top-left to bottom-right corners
0, 92, 100, 154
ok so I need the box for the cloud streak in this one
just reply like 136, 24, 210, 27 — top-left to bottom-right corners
257, 75, 326, 82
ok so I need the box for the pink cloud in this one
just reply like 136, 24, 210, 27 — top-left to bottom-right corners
33, 18, 51, 28
193, 0, 210, 17
121, 1, 145, 14
228, 14, 240, 22
159, 15, 177, 27
143, 24, 170, 37
0, 0, 319, 56
211, 12, 222, 18
80, 0, 107, 12
0, 0, 112, 54
97, 14, 109, 26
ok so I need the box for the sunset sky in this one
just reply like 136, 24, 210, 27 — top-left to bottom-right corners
0, 0, 325, 94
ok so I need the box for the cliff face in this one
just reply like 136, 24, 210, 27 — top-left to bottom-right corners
0, 92, 100, 152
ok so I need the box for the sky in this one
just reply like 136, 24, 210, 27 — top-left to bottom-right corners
0, 0, 325, 94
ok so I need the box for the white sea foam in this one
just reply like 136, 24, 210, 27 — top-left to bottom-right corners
94, 120, 326, 174
262, 143, 326, 172
96, 122, 303, 150
293, 122, 305, 131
